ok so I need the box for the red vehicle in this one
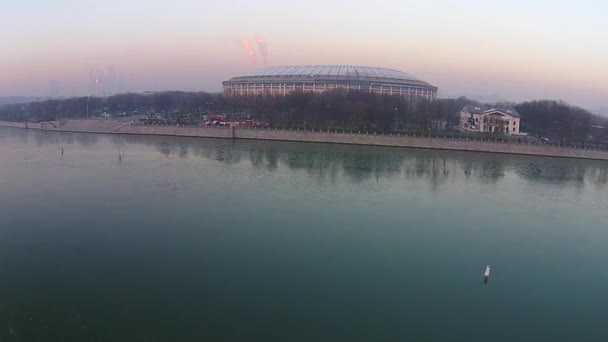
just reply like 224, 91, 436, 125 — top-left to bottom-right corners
202, 114, 229, 126
210, 115, 227, 122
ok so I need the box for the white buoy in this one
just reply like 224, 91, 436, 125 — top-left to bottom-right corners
483, 265, 491, 284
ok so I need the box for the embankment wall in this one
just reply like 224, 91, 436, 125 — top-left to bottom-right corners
2, 120, 607, 161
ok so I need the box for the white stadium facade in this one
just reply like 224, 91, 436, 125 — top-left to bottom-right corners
223, 65, 438, 101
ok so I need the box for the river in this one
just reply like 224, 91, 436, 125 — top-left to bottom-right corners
1, 127, 607, 341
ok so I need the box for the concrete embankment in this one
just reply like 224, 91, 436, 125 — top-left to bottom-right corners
2, 119, 608, 161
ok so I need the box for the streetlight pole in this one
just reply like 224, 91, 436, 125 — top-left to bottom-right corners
394, 107, 398, 132
553, 120, 559, 142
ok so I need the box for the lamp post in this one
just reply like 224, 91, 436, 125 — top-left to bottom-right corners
553, 120, 559, 142
394, 107, 399, 132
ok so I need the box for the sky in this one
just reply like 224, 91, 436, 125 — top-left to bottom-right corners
1, 0, 607, 110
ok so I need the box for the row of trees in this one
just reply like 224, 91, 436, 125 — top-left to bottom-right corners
1, 91, 605, 142
0, 90, 473, 132
0, 91, 219, 122
224, 91, 474, 132
515, 100, 596, 141
217, 93, 606, 141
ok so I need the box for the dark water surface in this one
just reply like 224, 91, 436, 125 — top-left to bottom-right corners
1, 127, 607, 341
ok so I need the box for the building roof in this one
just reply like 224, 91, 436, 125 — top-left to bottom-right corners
463, 105, 520, 118
224, 65, 437, 89
240, 65, 419, 80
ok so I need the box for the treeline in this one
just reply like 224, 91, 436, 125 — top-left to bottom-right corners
0, 91, 218, 122
515, 100, 605, 141
225, 91, 474, 132
0, 90, 474, 132
1, 90, 605, 142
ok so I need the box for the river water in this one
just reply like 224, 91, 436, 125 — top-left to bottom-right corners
1, 127, 607, 341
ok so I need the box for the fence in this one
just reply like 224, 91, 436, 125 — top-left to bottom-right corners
2, 120, 608, 158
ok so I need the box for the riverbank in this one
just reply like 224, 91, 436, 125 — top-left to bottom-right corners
2, 119, 608, 161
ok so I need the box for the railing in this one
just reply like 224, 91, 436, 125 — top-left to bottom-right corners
233, 126, 608, 151
124, 122, 608, 152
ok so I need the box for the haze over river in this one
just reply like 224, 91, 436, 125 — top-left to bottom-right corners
1, 127, 607, 341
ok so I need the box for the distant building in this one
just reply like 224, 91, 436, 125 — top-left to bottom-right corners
223, 65, 438, 101
458, 105, 521, 135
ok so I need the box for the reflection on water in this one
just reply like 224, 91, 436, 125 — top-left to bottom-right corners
2, 127, 607, 189
1, 126, 607, 342
147, 135, 606, 189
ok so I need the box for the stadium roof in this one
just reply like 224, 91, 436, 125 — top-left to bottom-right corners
224, 65, 436, 89
240, 65, 419, 80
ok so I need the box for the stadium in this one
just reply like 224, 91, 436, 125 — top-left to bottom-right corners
223, 65, 438, 101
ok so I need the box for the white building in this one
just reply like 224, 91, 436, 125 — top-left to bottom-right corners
458, 105, 521, 135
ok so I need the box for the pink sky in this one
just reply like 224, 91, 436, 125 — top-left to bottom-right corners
1, 0, 606, 110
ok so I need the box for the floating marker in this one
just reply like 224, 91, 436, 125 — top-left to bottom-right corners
483, 265, 491, 284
